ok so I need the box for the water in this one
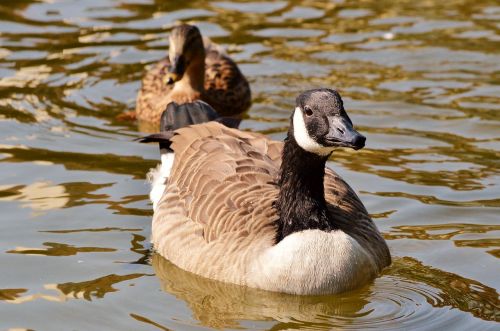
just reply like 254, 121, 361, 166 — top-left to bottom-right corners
0, 0, 499, 330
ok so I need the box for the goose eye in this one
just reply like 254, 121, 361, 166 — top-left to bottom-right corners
304, 106, 313, 116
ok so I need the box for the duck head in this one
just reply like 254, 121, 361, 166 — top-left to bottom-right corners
292, 88, 366, 156
165, 24, 205, 85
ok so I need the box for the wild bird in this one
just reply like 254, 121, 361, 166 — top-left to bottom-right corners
139, 89, 391, 295
134, 24, 251, 124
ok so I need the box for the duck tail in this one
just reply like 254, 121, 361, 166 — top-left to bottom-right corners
161, 101, 217, 131
136, 100, 241, 151
162, 100, 240, 130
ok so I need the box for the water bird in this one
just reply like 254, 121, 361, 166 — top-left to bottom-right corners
133, 24, 251, 124
139, 89, 391, 294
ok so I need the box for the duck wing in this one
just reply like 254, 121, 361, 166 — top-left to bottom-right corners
136, 58, 174, 121
203, 50, 251, 117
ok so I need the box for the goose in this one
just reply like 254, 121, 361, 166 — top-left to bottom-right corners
134, 24, 251, 124
139, 88, 391, 295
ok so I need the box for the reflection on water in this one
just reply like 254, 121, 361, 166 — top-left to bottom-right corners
0, 288, 27, 301
7, 242, 116, 256
386, 223, 500, 258
0, 181, 69, 213
0, 0, 499, 330
55, 273, 146, 301
152, 254, 371, 329
152, 255, 500, 329
389, 257, 500, 322
0, 273, 147, 303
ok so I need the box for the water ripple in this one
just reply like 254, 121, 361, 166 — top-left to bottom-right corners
0, 0, 498, 330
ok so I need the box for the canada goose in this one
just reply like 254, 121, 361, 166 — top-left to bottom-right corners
134, 24, 251, 123
140, 88, 391, 295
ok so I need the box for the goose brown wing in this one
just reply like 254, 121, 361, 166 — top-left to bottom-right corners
160, 122, 281, 243
136, 58, 173, 121
324, 169, 391, 269
203, 51, 251, 117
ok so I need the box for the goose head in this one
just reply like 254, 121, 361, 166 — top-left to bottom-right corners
292, 88, 365, 156
165, 24, 205, 85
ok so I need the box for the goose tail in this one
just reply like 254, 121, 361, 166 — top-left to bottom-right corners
138, 100, 240, 209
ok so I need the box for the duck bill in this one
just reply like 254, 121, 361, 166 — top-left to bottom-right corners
164, 55, 185, 85
325, 116, 366, 150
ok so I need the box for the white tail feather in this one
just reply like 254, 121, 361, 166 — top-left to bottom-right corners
147, 152, 175, 210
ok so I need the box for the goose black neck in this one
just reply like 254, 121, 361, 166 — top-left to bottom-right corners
274, 131, 337, 243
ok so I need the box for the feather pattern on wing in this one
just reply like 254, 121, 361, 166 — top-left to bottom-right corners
151, 122, 390, 291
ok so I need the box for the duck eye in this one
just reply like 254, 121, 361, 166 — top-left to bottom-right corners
304, 106, 313, 116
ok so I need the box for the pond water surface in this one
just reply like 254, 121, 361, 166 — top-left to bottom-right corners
0, 0, 499, 330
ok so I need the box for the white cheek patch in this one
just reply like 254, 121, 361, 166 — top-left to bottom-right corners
293, 107, 334, 156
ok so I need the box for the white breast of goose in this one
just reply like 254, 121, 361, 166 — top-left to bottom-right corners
248, 229, 377, 295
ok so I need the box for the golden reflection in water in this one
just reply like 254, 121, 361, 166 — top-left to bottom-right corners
0, 157, 152, 216
0, 181, 68, 214
366, 191, 500, 207
455, 239, 500, 258
0, 273, 146, 304
386, 223, 500, 241
39, 227, 142, 234
129, 313, 173, 331
1, 287, 68, 304
388, 257, 500, 322
0, 288, 27, 301
0, 65, 52, 89
152, 254, 370, 329
55, 273, 146, 301
7, 242, 116, 256
333, 141, 497, 191
385, 223, 500, 258
0, 146, 157, 180
152, 254, 500, 328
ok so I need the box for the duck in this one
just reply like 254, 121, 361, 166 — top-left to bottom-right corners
135, 24, 251, 124
139, 88, 391, 295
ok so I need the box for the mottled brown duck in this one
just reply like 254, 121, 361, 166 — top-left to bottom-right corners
135, 24, 251, 124
139, 89, 391, 295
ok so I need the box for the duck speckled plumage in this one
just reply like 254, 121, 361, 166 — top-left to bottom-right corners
136, 24, 251, 123
142, 89, 391, 295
